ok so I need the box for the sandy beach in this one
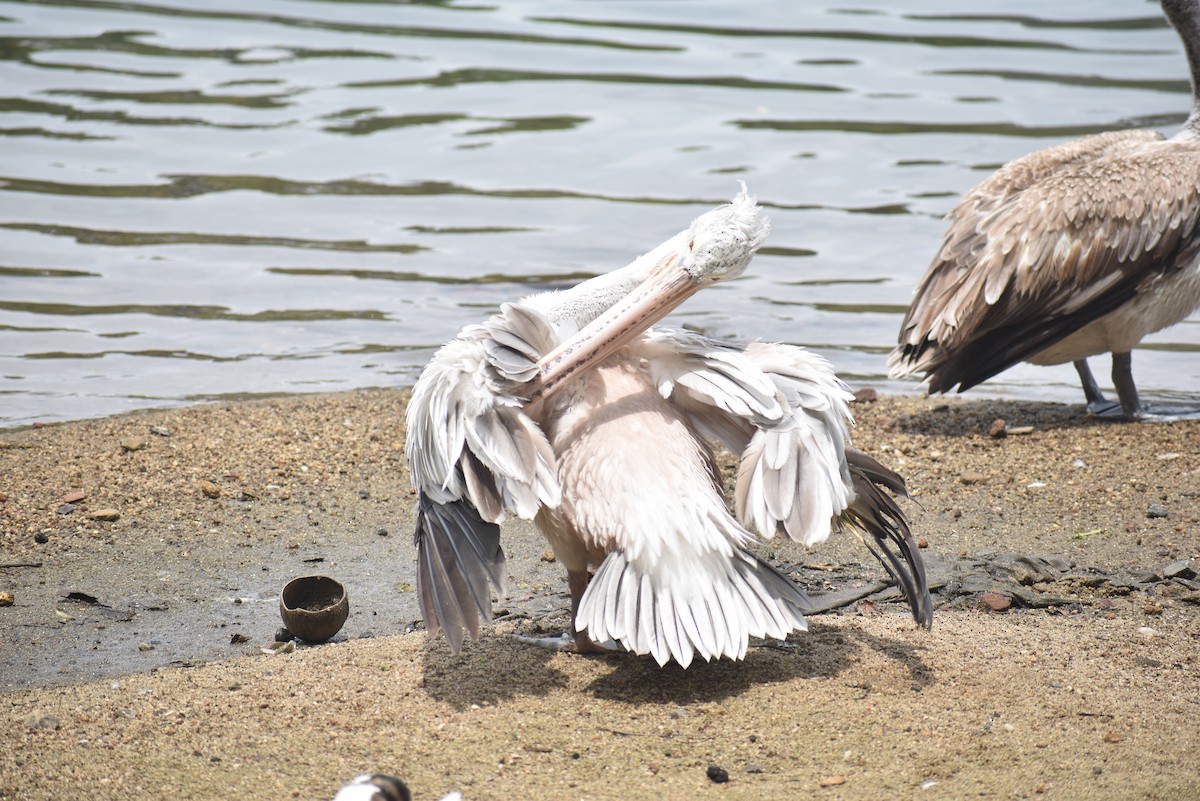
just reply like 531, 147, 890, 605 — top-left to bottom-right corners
1, 389, 1198, 800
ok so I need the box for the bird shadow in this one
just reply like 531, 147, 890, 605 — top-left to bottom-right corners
582, 619, 933, 707
419, 634, 570, 710
889, 398, 1114, 437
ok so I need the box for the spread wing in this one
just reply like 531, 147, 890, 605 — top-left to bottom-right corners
891, 129, 1200, 392
405, 304, 563, 651
640, 329, 932, 626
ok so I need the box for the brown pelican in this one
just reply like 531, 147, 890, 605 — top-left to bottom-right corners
406, 188, 931, 668
889, 0, 1200, 420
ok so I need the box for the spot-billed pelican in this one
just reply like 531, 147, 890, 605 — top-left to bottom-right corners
407, 188, 932, 668
890, 0, 1200, 420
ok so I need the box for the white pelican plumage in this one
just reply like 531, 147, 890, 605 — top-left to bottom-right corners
890, 0, 1200, 420
406, 188, 931, 668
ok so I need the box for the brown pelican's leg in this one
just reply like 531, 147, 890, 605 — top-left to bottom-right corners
567, 569, 613, 654
1075, 359, 1120, 416
1075, 359, 1108, 407
1111, 352, 1145, 420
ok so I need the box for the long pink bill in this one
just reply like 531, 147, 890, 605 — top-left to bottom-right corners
524, 248, 700, 409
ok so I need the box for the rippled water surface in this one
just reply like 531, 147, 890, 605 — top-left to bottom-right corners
3, 0, 1199, 427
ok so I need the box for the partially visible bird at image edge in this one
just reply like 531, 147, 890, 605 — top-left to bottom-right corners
890, 0, 1200, 420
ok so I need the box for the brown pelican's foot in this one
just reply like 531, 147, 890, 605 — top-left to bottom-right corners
1123, 404, 1200, 422
1085, 399, 1125, 418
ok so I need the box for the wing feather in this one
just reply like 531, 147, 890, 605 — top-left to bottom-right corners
406, 303, 565, 651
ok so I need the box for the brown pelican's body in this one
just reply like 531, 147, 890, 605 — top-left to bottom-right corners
890, 0, 1200, 419
406, 189, 931, 668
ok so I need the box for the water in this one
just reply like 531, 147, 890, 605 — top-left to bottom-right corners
3, 0, 1198, 428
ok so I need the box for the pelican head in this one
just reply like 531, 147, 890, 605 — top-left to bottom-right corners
530, 186, 769, 403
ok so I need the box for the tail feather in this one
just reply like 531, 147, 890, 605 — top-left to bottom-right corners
576, 550, 809, 668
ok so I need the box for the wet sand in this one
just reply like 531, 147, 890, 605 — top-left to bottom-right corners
1, 390, 1198, 800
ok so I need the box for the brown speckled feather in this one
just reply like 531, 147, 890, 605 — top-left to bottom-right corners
891, 129, 1200, 392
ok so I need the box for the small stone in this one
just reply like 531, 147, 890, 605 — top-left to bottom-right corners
1137, 626, 1157, 637
149, 426, 173, 437
540, 550, 557, 563
0, 491, 7, 502
56, 504, 76, 516
26, 713, 60, 730
852, 387, 878, 403
917, 537, 929, 549
62, 491, 86, 504
989, 418, 1007, 438
959, 472, 987, 486
1103, 731, 1123, 744
857, 599, 881, 617
1146, 504, 1169, 519
199, 480, 221, 499
358, 489, 370, 499
120, 437, 147, 452
138, 642, 154, 652
706, 765, 729, 784
0, 591, 13, 607
275, 627, 294, 642
88, 509, 120, 522
375, 527, 389, 537
979, 592, 1012, 612
34, 532, 49, 544
1163, 559, 1196, 580
1007, 426, 1035, 435
230, 633, 250, 645
819, 775, 847, 787
1142, 603, 1163, 616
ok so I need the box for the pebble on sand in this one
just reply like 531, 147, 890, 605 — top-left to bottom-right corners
62, 491, 86, 504
0, 591, 13, 607
852, 387, 878, 403
199, 480, 221, 499
980, 592, 1012, 612
25, 713, 60, 731
989, 418, 1007, 439
120, 437, 147, 452
88, 509, 120, 522
705, 765, 729, 784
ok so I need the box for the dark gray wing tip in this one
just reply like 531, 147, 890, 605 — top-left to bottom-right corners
414, 494, 509, 652
845, 454, 934, 629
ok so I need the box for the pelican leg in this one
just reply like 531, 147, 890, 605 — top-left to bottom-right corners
1075, 359, 1121, 417
1110, 352, 1145, 420
1084, 351, 1200, 421
568, 569, 616, 655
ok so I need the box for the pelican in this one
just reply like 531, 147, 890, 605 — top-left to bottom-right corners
889, 0, 1200, 420
406, 188, 932, 668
